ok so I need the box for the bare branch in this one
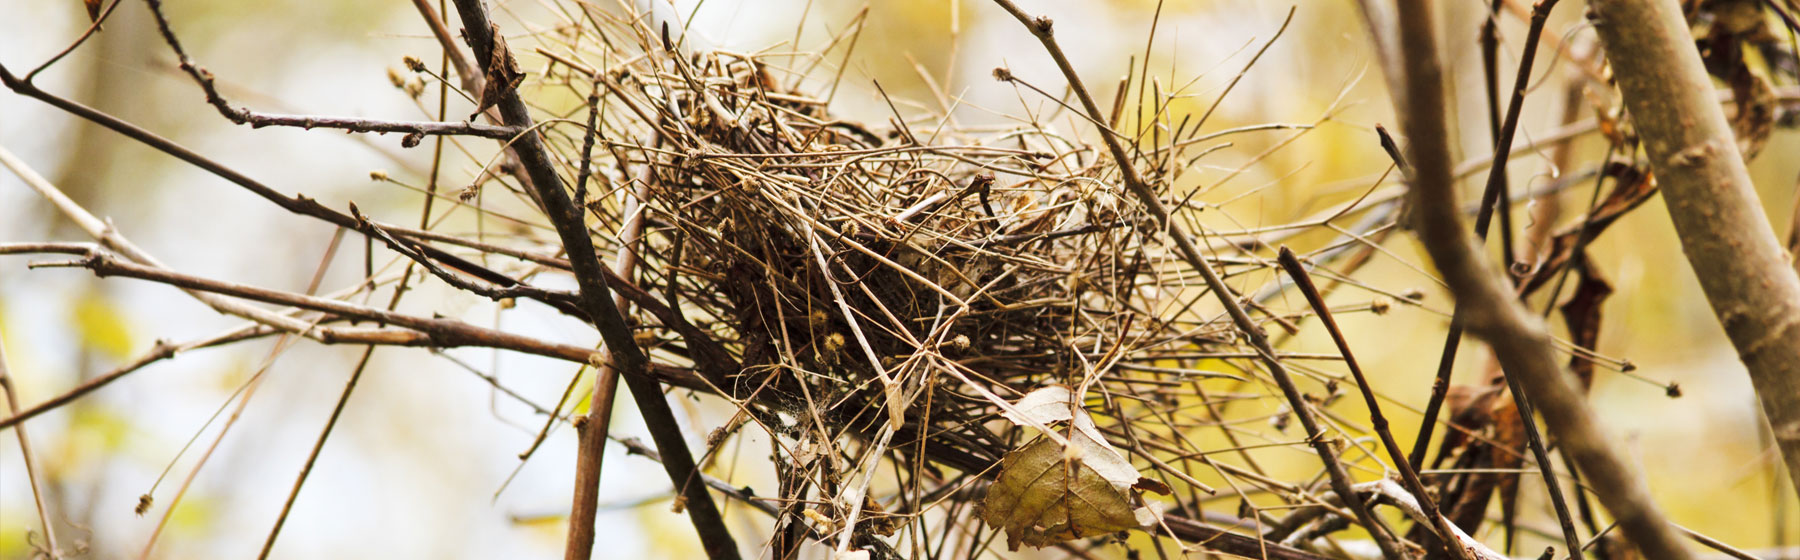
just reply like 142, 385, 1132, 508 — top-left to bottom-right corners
5, 245, 719, 390
444, 2, 740, 558
1277, 247, 1468, 560
141, 0, 520, 141
0, 339, 64, 558
0, 324, 274, 431
1380, 1, 1694, 559
0, 144, 315, 334
982, 2, 1406, 558
407, 0, 481, 95
565, 91, 652, 560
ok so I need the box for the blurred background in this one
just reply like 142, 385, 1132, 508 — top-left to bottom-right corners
2, 0, 1795, 558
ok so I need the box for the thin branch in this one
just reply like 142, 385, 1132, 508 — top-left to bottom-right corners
257, 228, 383, 559
1381, 1, 1694, 559
1410, 0, 1563, 471
9, 246, 720, 389
351, 204, 578, 307
140, 0, 520, 140
0, 70, 584, 322
1357, 479, 1508, 560
606, 435, 786, 519
1407, 3, 1587, 555
1159, 512, 1337, 560
565, 94, 656, 560
0, 323, 273, 431
445, 2, 739, 558
408, 0, 481, 94
1277, 247, 1470, 560
1480, 0, 1518, 274
137, 319, 318, 559
23, 0, 124, 83
983, 3, 1405, 559
256, 346, 377, 559
0, 144, 314, 334
0, 339, 63, 559
1672, 524, 1766, 560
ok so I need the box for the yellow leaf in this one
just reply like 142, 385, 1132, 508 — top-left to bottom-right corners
72, 294, 135, 359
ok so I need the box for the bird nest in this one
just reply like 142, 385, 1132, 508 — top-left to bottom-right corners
543, 10, 1277, 555
572, 54, 1225, 413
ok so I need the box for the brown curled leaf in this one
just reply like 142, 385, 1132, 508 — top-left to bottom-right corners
472, 23, 525, 118
1132, 477, 1172, 495
1559, 256, 1614, 390
981, 386, 1151, 550
1727, 70, 1775, 160
1518, 163, 1656, 296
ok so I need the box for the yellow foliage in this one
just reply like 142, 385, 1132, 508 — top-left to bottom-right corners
71, 292, 135, 360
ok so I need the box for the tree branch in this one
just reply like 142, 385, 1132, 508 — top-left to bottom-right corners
0, 65, 597, 321
0, 321, 273, 431
141, 0, 520, 141
564, 85, 649, 560
5, 245, 703, 390
407, 0, 481, 95
984, 3, 1406, 558
1278, 247, 1468, 560
0, 339, 64, 559
444, 2, 739, 558
1380, 1, 1694, 559
1588, 0, 1800, 498
0, 144, 317, 334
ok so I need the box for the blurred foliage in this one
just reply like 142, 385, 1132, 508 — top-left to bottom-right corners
71, 290, 136, 360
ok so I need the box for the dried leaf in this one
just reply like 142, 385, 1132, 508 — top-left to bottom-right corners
1490, 396, 1526, 550
981, 386, 1149, 550
1518, 164, 1655, 296
1728, 70, 1776, 160
1690, 0, 1776, 159
83, 0, 103, 23
1132, 477, 1172, 495
999, 385, 1078, 426
857, 495, 904, 537
473, 23, 525, 118
1558, 257, 1613, 390
1411, 382, 1508, 542
981, 433, 1146, 549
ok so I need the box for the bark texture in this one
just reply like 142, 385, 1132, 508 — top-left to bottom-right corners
1589, 0, 1800, 496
